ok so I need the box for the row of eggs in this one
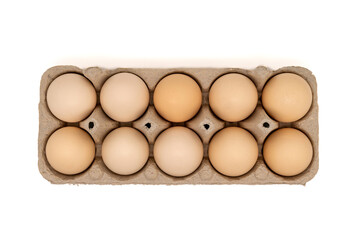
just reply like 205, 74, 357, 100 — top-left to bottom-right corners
46, 72, 313, 123
46, 126, 313, 178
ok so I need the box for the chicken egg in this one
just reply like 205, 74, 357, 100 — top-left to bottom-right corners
102, 127, 149, 175
154, 126, 203, 177
154, 74, 202, 122
209, 73, 258, 122
100, 73, 149, 122
46, 73, 97, 122
263, 128, 313, 176
208, 127, 258, 177
262, 73, 312, 122
45, 126, 95, 175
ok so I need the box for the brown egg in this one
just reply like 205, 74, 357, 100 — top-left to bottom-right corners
102, 127, 149, 175
263, 128, 313, 176
45, 127, 95, 175
100, 73, 149, 122
208, 127, 258, 177
154, 74, 202, 122
262, 73, 312, 122
154, 127, 203, 177
209, 73, 258, 122
47, 73, 97, 122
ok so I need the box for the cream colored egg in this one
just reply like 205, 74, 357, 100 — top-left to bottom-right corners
154, 127, 203, 177
102, 127, 149, 175
209, 73, 258, 122
46, 73, 97, 122
262, 73, 312, 122
154, 74, 202, 122
100, 73, 149, 122
208, 127, 258, 177
45, 127, 95, 175
263, 128, 313, 176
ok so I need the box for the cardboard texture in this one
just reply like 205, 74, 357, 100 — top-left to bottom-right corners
38, 66, 319, 185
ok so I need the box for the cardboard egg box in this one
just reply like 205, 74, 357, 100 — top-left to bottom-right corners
38, 65, 319, 185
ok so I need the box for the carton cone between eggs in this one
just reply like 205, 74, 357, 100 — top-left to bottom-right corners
38, 65, 318, 185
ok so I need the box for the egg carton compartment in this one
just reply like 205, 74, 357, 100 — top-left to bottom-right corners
38, 65, 318, 185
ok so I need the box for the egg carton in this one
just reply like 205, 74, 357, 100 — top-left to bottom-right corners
38, 65, 319, 185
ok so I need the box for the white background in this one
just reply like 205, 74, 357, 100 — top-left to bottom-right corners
0, 0, 359, 239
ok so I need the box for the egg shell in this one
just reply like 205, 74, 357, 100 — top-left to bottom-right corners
263, 128, 313, 177
153, 126, 203, 177
102, 127, 149, 175
46, 73, 97, 122
262, 73, 312, 122
153, 74, 202, 122
45, 126, 95, 175
208, 127, 258, 177
100, 72, 149, 122
209, 73, 258, 122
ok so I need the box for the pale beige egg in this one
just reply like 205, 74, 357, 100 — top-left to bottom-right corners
209, 73, 258, 122
154, 74, 202, 122
262, 73, 312, 122
47, 73, 97, 122
45, 127, 95, 175
208, 127, 258, 177
100, 73, 149, 122
102, 127, 149, 175
263, 128, 313, 176
154, 127, 203, 177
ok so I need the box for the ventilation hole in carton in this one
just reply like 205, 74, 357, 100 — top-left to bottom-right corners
203, 124, 210, 130
88, 122, 94, 129
145, 122, 151, 129
263, 122, 270, 128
